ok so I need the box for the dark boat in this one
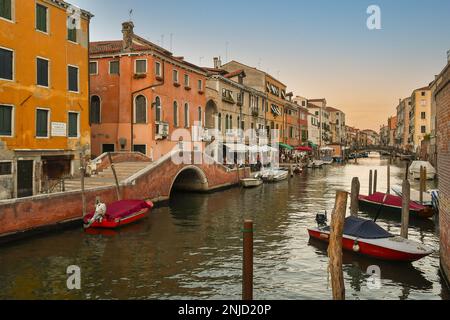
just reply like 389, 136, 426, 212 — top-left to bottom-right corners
359, 192, 433, 219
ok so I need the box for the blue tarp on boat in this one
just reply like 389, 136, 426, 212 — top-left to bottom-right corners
343, 217, 394, 239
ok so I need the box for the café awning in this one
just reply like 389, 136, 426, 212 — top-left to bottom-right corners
296, 146, 313, 152
278, 143, 294, 150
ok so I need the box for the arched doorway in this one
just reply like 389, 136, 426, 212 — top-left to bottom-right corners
205, 100, 218, 129
170, 166, 209, 195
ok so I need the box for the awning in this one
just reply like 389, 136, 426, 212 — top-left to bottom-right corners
278, 143, 293, 150
296, 146, 313, 152
225, 143, 248, 153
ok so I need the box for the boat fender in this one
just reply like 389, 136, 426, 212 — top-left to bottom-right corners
353, 240, 360, 252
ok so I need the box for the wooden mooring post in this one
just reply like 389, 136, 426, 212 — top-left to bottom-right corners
369, 170, 373, 196
387, 163, 391, 194
328, 191, 348, 300
80, 162, 86, 218
401, 180, 410, 239
419, 166, 424, 205
108, 152, 122, 201
373, 170, 378, 194
242, 220, 254, 300
350, 177, 360, 217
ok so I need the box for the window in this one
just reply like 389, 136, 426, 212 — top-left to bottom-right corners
421, 91, 426, 96
218, 113, 222, 131
102, 144, 115, 153
0, 0, 12, 21
36, 57, 49, 87
109, 61, 119, 74
154, 97, 162, 122
135, 95, 147, 124
155, 61, 161, 77
90, 96, 101, 124
135, 59, 147, 74
225, 115, 229, 130
421, 126, 426, 134
0, 105, 13, 136
36, 3, 48, 33
36, 109, 49, 137
173, 101, 178, 127
290, 126, 294, 138
173, 69, 179, 83
184, 74, 190, 87
68, 65, 79, 92
68, 112, 79, 138
421, 112, 426, 120
0, 161, 12, 175
184, 103, 189, 127
133, 145, 146, 155
89, 62, 98, 75
198, 107, 202, 125
0, 47, 13, 80
68, 24, 77, 43
421, 99, 427, 106
198, 79, 203, 91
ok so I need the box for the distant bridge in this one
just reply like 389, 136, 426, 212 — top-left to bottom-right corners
349, 145, 416, 158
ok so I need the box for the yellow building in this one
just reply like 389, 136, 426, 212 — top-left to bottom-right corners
409, 86, 432, 150
0, 0, 92, 199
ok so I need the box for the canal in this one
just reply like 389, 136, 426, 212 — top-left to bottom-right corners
0, 154, 448, 300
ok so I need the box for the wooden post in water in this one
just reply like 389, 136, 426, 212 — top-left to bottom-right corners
401, 180, 410, 239
108, 152, 121, 201
405, 161, 410, 180
419, 166, 424, 205
369, 170, 373, 196
423, 166, 427, 192
79, 153, 86, 218
242, 220, 254, 301
350, 177, 360, 217
328, 191, 348, 300
373, 170, 378, 194
387, 163, 391, 194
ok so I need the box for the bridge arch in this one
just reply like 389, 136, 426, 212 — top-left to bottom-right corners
169, 165, 209, 195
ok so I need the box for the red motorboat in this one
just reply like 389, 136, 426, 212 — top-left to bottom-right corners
308, 215, 433, 262
83, 200, 153, 229
358, 192, 434, 219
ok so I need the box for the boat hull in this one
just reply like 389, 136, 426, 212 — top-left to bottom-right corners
241, 178, 263, 188
308, 228, 432, 262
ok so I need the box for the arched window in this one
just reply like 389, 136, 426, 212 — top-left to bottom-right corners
155, 96, 162, 122
225, 115, 229, 130
184, 103, 189, 128
90, 95, 101, 124
198, 106, 202, 126
237, 116, 240, 129
135, 95, 147, 123
229, 115, 233, 129
218, 113, 222, 131
173, 101, 178, 127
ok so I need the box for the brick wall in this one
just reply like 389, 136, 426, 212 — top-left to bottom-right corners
436, 63, 450, 285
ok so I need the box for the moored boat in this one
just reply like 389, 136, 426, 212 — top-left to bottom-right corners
409, 161, 436, 180
308, 215, 433, 262
391, 184, 433, 207
307, 160, 324, 168
261, 169, 288, 182
359, 192, 434, 219
241, 178, 263, 188
83, 199, 153, 229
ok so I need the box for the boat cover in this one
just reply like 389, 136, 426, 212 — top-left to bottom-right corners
342, 217, 394, 239
85, 200, 152, 221
359, 192, 426, 211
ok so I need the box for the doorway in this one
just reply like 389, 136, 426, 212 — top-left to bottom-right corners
17, 160, 34, 198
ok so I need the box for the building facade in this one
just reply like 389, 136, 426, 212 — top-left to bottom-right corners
326, 106, 346, 144
0, 0, 92, 199
308, 112, 320, 147
409, 86, 432, 151
387, 115, 397, 147
380, 125, 389, 146
306, 99, 330, 145
395, 97, 411, 150
89, 22, 207, 161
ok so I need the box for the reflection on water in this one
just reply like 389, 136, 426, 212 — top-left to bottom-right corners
0, 154, 448, 300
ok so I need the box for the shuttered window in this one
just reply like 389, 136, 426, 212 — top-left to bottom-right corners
109, 61, 119, 74
135, 95, 147, 123
0, 105, 12, 136
173, 101, 178, 127
0, 48, 13, 80
0, 162, 12, 175
90, 96, 101, 124
68, 112, 78, 137
135, 60, 146, 74
184, 103, 189, 127
37, 58, 49, 87
68, 26, 77, 42
154, 97, 162, 122
0, 0, 12, 20
36, 109, 49, 137
68, 66, 78, 92
89, 62, 97, 75
36, 4, 47, 33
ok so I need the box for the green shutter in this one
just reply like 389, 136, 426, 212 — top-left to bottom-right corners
37, 58, 49, 87
68, 66, 78, 92
36, 4, 47, 33
68, 113, 78, 137
0, 0, 12, 20
0, 105, 12, 136
68, 27, 77, 42
36, 109, 48, 137
0, 48, 13, 80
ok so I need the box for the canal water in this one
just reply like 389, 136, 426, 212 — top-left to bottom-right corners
0, 154, 448, 300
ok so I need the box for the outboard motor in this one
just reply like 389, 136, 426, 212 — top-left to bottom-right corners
316, 211, 328, 228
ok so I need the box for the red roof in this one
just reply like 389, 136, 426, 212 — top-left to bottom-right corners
90, 41, 151, 55
224, 69, 245, 79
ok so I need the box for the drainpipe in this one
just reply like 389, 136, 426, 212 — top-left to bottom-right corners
130, 60, 165, 151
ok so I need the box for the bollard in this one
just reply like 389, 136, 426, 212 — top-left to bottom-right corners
242, 220, 253, 300
369, 170, 373, 196
373, 170, 378, 194
387, 164, 391, 194
328, 191, 348, 300
350, 177, 360, 217
401, 180, 410, 239
420, 166, 424, 205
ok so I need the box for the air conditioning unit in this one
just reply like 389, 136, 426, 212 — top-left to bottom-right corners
156, 122, 169, 139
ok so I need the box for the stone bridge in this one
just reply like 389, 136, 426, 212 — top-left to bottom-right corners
0, 150, 249, 242
350, 145, 415, 157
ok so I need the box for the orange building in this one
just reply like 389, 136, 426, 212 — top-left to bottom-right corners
0, 0, 92, 199
89, 22, 207, 160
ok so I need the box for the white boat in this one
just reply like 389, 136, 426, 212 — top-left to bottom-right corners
241, 178, 263, 188
321, 157, 334, 165
409, 161, 436, 180
391, 184, 433, 206
261, 169, 288, 182
307, 160, 324, 168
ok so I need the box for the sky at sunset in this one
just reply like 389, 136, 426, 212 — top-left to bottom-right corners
72, 0, 450, 131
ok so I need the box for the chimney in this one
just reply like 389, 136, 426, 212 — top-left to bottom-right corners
122, 21, 135, 52
213, 57, 222, 69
